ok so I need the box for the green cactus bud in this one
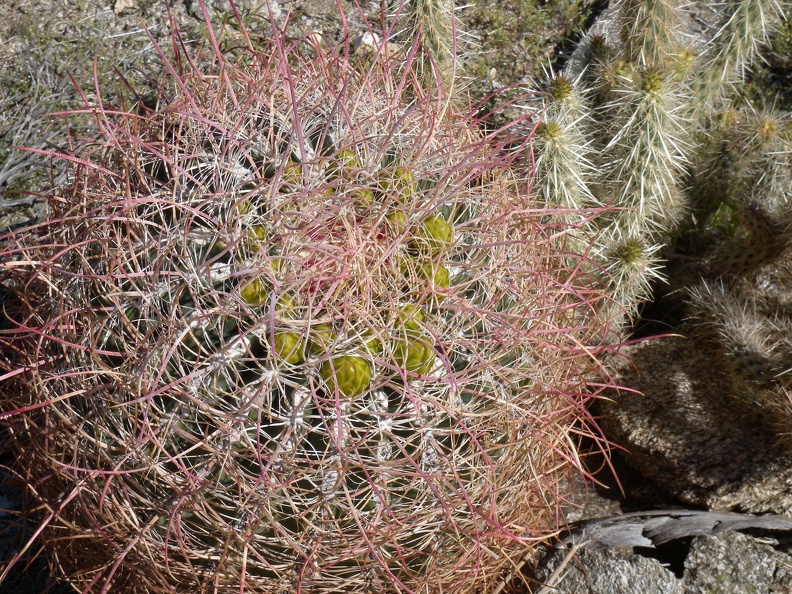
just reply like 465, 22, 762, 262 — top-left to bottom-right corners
327, 149, 359, 179
321, 355, 372, 398
273, 331, 304, 365
670, 48, 696, 78
414, 215, 453, 254
270, 257, 287, 274
386, 210, 408, 233
241, 281, 295, 313
276, 294, 297, 318
282, 160, 302, 186
236, 199, 254, 214
397, 304, 425, 332
245, 226, 269, 251
378, 165, 416, 203
248, 226, 268, 242
361, 330, 384, 357
308, 324, 338, 355
352, 188, 375, 208
240, 278, 269, 306
393, 334, 435, 375
417, 260, 450, 292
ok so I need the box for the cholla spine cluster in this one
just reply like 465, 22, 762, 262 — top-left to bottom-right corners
531, 0, 792, 440
405, 0, 456, 90
686, 106, 792, 442
532, 0, 788, 329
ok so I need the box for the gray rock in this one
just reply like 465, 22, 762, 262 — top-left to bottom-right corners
536, 547, 683, 594
533, 530, 792, 594
682, 531, 792, 594
558, 473, 624, 524
601, 323, 792, 514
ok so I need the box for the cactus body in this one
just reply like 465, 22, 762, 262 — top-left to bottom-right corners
0, 9, 609, 594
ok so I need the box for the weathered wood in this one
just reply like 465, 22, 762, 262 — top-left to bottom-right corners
560, 509, 792, 550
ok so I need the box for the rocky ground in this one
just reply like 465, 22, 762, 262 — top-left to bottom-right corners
2, 1, 792, 593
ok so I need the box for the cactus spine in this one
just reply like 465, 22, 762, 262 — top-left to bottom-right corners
0, 3, 611, 592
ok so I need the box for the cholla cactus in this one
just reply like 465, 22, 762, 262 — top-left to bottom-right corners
0, 5, 611, 593
533, 71, 598, 216
684, 107, 792, 444
569, 0, 792, 446
531, 0, 788, 334
687, 279, 792, 443
404, 0, 456, 91
529, 0, 695, 333
693, 0, 787, 116
688, 280, 783, 386
688, 107, 792, 279
617, 0, 685, 66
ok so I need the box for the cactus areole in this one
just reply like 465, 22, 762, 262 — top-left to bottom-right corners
0, 6, 610, 594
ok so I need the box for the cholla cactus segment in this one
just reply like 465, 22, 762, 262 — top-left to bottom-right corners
687, 280, 792, 443
598, 64, 690, 236
534, 72, 598, 212
733, 109, 792, 213
682, 104, 792, 447
534, 119, 597, 210
531, 54, 685, 328
404, 0, 456, 91
693, 0, 787, 114
691, 106, 792, 277
533, 70, 601, 261
535, 0, 789, 342
688, 280, 780, 384
0, 8, 611, 594
617, 0, 684, 66
706, 198, 792, 279
598, 231, 666, 314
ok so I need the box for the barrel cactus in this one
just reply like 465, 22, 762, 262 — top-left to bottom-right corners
0, 6, 610, 593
